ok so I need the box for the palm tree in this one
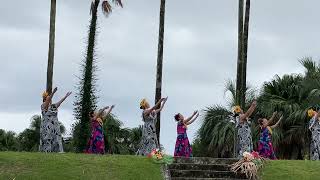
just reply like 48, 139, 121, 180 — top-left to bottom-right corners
236, 0, 251, 108
154, 0, 166, 145
236, 0, 244, 107
240, 0, 251, 108
257, 58, 320, 159
195, 80, 256, 157
154, 0, 167, 146
46, 0, 57, 94
129, 126, 143, 153
103, 115, 142, 154
73, 0, 123, 152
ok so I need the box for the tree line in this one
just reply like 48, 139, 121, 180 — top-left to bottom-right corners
193, 58, 320, 160
0, 115, 142, 154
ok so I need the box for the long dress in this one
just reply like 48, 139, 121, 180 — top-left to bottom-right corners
236, 116, 253, 158
174, 121, 192, 157
86, 118, 105, 154
137, 111, 159, 156
40, 104, 63, 153
309, 116, 320, 160
258, 127, 276, 159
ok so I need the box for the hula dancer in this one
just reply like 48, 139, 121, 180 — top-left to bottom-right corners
258, 112, 282, 159
137, 97, 168, 156
174, 111, 199, 157
234, 101, 257, 158
86, 105, 115, 154
40, 87, 72, 153
309, 109, 320, 160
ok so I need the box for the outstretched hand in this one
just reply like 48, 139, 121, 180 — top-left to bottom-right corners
193, 110, 198, 115
52, 87, 58, 94
252, 100, 257, 107
66, 91, 72, 97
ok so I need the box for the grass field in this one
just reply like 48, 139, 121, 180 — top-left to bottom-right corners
0, 152, 163, 180
2, 152, 320, 180
261, 160, 320, 180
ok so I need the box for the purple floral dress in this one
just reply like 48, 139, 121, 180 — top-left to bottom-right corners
258, 127, 276, 159
174, 122, 192, 157
86, 118, 105, 154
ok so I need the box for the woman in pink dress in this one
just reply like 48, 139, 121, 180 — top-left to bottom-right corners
258, 112, 282, 159
86, 105, 115, 154
174, 111, 199, 157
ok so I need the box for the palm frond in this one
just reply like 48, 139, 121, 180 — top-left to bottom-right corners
101, 1, 112, 16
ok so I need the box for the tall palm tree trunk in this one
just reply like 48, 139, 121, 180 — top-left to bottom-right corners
234, 0, 244, 158
236, 0, 244, 107
77, 0, 100, 151
240, 0, 251, 108
155, 0, 166, 146
46, 0, 57, 94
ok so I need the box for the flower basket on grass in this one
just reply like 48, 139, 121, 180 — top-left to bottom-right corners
231, 151, 266, 180
147, 149, 174, 165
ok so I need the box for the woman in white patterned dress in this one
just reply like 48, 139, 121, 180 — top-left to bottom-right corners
40, 87, 72, 153
309, 109, 320, 160
235, 101, 257, 158
137, 97, 168, 156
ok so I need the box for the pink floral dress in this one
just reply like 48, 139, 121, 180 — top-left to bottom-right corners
174, 122, 192, 157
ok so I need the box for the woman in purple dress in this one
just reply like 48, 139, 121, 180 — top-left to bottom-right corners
86, 105, 115, 154
174, 111, 199, 157
257, 112, 282, 159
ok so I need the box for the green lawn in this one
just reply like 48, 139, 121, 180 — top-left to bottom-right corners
261, 160, 320, 180
0, 152, 163, 180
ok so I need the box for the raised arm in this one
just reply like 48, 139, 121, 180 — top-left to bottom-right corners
144, 98, 165, 116
55, 92, 72, 108
154, 97, 168, 114
186, 112, 199, 125
104, 105, 115, 117
94, 106, 109, 119
241, 101, 257, 122
267, 111, 277, 125
184, 111, 198, 124
43, 87, 58, 110
270, 116, 282, 129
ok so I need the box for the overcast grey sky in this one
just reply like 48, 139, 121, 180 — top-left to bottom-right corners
0, 0, 319, 154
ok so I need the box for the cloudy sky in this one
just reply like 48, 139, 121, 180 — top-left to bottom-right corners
0, 0, 319, 154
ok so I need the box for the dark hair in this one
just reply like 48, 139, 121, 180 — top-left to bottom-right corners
89, 111, 95, 117
174, 114, 180, 121
258, 118, 264, 125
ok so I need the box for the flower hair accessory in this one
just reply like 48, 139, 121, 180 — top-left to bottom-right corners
308, 109, 316, 118
233, 105, 242, 114
42, 91, 49, 99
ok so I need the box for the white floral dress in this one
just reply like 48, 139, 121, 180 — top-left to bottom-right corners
39, 104, 63, 153
136, 110, 159, 156
236, 116, 253, 158
309, 116, 320, 160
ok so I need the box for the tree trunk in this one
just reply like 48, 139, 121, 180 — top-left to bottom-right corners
46, 0, 57, 94
236, 0, 244, 107
77, 0, 99, 152
155, 0, 166, 147
234, 0, 244, 158
241, 0, 251, 108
